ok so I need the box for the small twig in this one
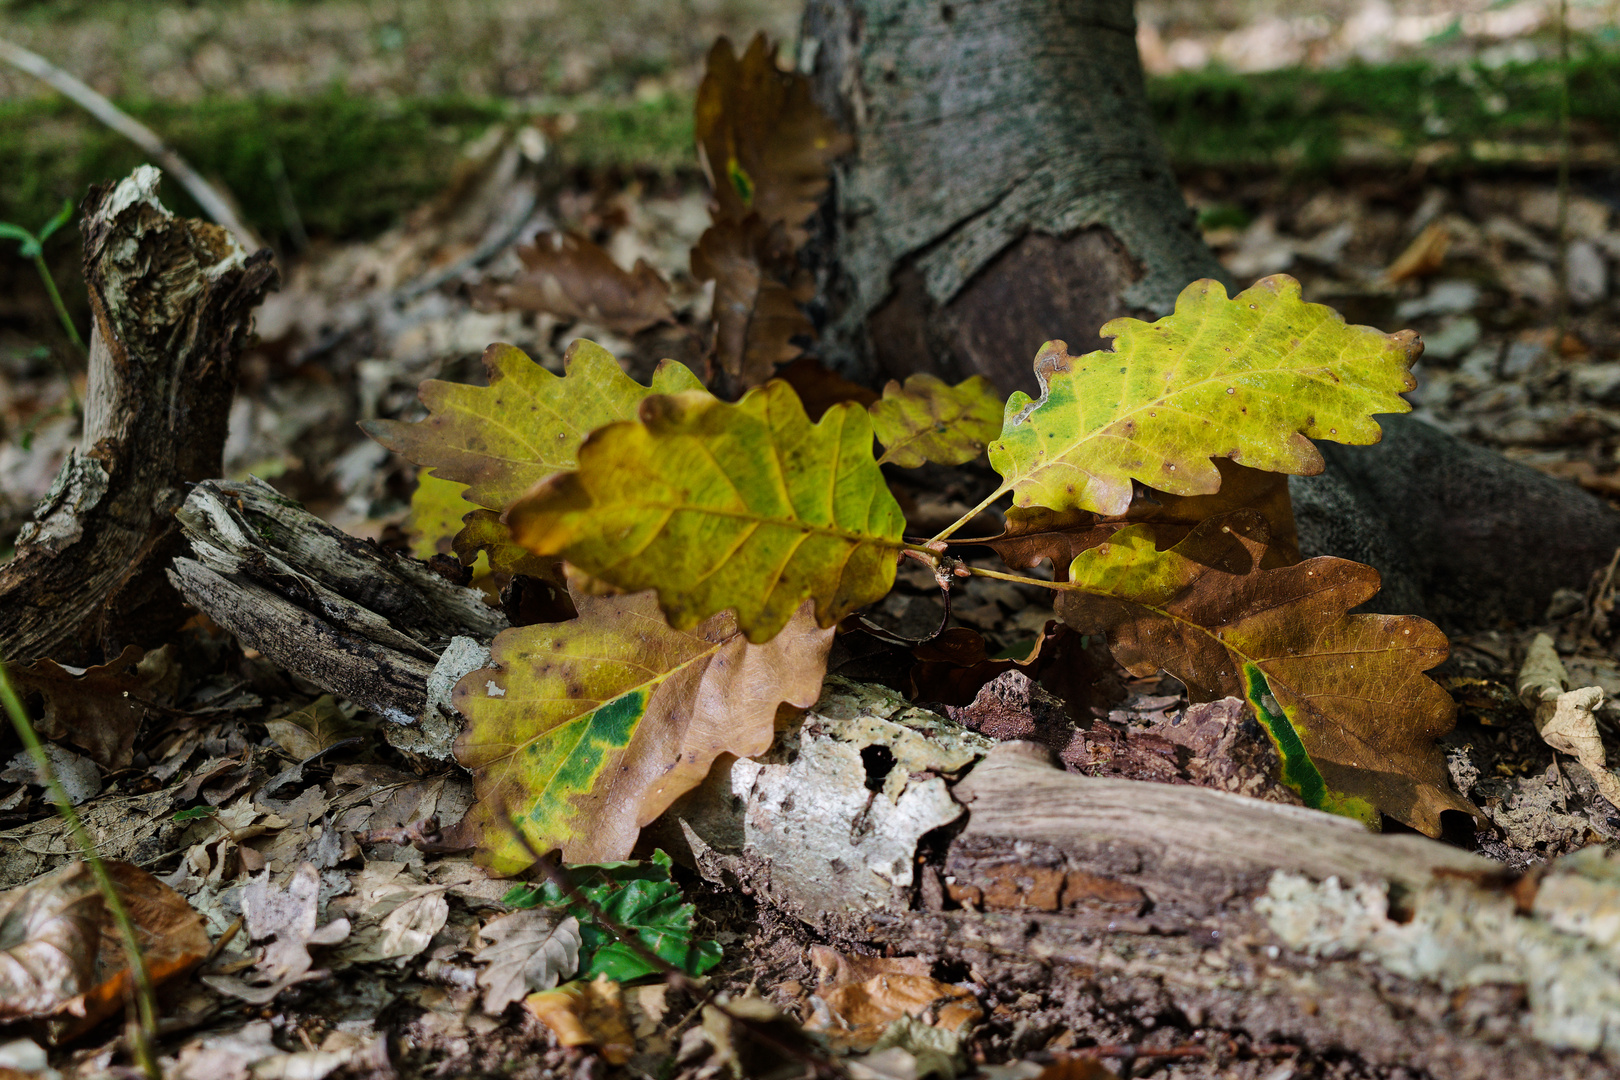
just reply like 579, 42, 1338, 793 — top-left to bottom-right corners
0, 659, 161, 1080
0, 37, 262, 251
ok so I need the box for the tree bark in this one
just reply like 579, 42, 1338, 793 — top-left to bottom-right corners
798, 0, 1620, 628
800, 0, 1216, 395
0, 166, 276, 665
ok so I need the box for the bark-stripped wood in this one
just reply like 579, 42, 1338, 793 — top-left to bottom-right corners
0, 166, 276, 664
168, 478, 504, 724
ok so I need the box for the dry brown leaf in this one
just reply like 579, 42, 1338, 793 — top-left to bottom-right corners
11, 645, 178, 769
691, 215, 815, 390
1516, 633, 1620, 808
474, 910, 580, 1014
0, 860, 208, 1032
1057, 510, 1476, 834
695, 34, 852, 244
805, 953, 983, 1051
485, 231, 673, 334
1384, 221, 1451, 282
57, 861, 211, 1039
0, 862, 100, 1019
525, 975, 634, 1065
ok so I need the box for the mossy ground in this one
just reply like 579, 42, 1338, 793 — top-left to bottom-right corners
3, 51, 1618, 251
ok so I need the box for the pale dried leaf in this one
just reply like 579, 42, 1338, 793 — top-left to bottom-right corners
202, 863, 350, 1004
0, 862, 100, 1019
475, 910, 581, 1014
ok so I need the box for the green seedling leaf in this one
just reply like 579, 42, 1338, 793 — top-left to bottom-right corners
37, 199, 74, 245
452, 584, 832, 871
1055, 510, 1477, 835
504, 852, 721, 981
364, 339, 704, 512
505, 381, 907, 643
988, 275, 1420, 516
0, 222, 41, 259
870, 374, 1004, 468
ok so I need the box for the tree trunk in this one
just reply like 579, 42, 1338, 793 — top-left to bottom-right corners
800, 0, 1216, 395
798, 0, 1620, 629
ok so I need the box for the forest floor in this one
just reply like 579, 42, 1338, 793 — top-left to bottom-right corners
2, 3, 1620, 1079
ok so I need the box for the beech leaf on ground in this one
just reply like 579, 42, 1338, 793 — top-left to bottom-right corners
1055, 510, 1477, 835
690, 215, 815, 390
988, 275, 1419, 516
695, 33, 853, 244
871, 374, 1004, 468
503, 851, 722, 982
504, 382, 907, 642
0, 861, 100, 1019
451, 583, 833, 871
475, 910, 581, 1014
483, 231, 673, 334
363, 338, 704, 512
61, 862, 211, 1039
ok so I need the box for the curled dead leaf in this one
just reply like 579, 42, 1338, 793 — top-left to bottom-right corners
695, 34, 852, 244
11, 645, 178, 769
691, 215, 815, 391
484, 231, 673, 335
525, 975, 634, 1065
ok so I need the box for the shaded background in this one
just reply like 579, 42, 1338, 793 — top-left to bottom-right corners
1, 0, 1618, 558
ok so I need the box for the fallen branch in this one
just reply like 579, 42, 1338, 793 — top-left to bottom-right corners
168, 477, 505, 726
0, 167, 276, 664
0, 38, 262, 251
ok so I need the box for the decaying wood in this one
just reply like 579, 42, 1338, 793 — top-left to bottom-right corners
167, 477, 504, 725
0, 167, 276, 664
670, 688, 1620, 1080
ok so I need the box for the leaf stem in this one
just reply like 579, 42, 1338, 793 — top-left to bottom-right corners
964, 564, 1066, 593
928, 484, 1009, 545
0, 659, 159, 1080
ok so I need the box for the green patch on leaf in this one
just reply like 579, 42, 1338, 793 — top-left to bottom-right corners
1243, 664, 1379, 829
502, 850, 722, 982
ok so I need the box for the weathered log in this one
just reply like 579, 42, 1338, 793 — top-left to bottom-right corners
167, 477, 503, 730
667, 685, 1620, 1080
0, 166, 277, 664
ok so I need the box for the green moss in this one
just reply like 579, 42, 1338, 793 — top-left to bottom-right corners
0, 92, 696, 248
2, 50, 1616, 248
1150, 51, 1620, 171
